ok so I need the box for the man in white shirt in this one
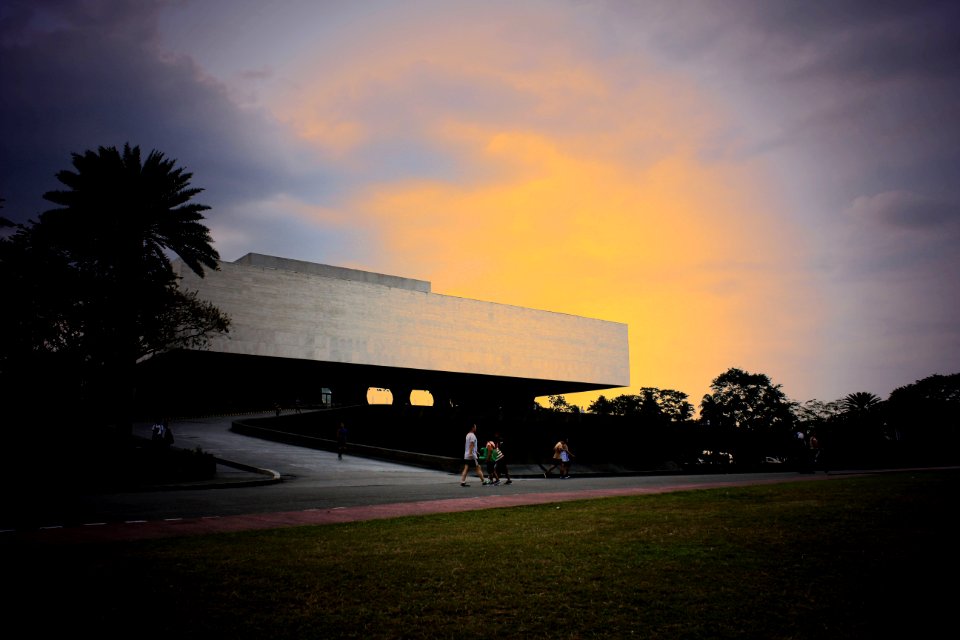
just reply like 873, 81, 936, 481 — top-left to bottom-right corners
460, 424, 488, 487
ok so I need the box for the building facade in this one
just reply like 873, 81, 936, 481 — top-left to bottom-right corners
144, 253, 629, 414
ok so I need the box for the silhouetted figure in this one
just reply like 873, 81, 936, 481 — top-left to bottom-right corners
544, 438, 566, 477
336, 422, 348, 460
559, 440, 574, 478
810, 430, 826, 473
795, 429, 813, 473
152, 420, 174, 447
493, 431, 512, 485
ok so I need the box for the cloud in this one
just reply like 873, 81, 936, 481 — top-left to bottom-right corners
0, 0, 322, 230
618, 1, 960, 188
274, 11, 823, 401
847, 191, 959, 230
744, 0, 960, 82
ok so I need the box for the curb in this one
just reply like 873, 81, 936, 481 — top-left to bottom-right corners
133, 458, 281, 491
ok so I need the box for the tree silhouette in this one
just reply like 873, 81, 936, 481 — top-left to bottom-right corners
588, 395, 614, 415
840, 391, 882, 415
547, 395, 580, 413
643, 388, 694, 423
699, 368, 795, 466
2, 144, 227, 438
588, 389, 692, 423
816, 391, 885, 466
700, 368, 794, 432
886, 373, 960, 462
794, 398, 841, 430
41, 144, 219, 279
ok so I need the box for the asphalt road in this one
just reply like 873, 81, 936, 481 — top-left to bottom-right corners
2, 414, 842, 536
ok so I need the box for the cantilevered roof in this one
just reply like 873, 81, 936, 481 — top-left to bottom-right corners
173, 253, 629, 395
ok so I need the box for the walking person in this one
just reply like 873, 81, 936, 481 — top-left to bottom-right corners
544, 438, 565, 477
151, 419, 174, 447
559, 439, 574, 478
794, 429, 812, 472
460, 424, 488, 487
484, 438, 501, 485
810, 429, 827, 473
151, 419, 164, 445
493, 431, 512, 485
336, 422, 348, 460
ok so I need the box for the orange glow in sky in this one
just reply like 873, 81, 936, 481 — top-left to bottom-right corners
268, 31, 822, 407
356, 129, 820, 407
8, 2, 953, 405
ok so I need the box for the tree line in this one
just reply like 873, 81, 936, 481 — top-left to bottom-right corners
544, 367, 960, 468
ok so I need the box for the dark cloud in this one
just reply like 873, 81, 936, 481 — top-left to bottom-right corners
653, 1, 960, 201
0, 0, 322, 226
745, 1, 960, 85
0, 0, 164, 48
848, 191, 959, 230
639, 0, 960, 77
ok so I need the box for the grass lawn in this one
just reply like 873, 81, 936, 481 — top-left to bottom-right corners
5, 470, 956, 639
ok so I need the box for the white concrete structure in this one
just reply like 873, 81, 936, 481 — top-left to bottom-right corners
171, 253, 629, 408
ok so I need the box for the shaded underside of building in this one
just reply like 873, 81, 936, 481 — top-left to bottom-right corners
137, 253, 630, 417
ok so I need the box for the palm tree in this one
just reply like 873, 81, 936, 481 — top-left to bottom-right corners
41, 143, 219, 279
838, 391, 886, 459
840, 392, 882, 415
35, 144, 222, 433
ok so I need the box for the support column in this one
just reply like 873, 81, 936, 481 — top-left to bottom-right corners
430, 388, 455, 410
332, 385, 367, 407
391, 386, 413, 406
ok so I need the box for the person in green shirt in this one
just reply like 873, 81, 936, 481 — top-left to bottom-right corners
482, 439, 502, 485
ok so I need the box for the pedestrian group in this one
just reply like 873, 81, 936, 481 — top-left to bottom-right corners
460, 423, 570, 486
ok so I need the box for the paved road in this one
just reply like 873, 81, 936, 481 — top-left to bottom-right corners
3, 414, 848, 542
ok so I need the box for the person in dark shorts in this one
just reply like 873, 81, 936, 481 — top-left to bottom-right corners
559, 439, 574, 478
493, 432, 512, 485
460, 424, 488, 486
544, 438, 565, 477
484, 438, 501, 485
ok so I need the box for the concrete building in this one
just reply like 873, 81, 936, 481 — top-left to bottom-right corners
142, 253, 629, 414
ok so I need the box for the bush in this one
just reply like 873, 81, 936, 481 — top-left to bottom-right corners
127, 441, 217, 485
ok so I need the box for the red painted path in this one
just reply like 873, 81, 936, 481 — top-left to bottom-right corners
8, 474, 842, 545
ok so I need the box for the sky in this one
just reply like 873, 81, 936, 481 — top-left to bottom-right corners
2, 0, 959, 408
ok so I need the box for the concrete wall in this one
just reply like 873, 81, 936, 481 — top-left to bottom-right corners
174, 254, 629, 389
233, 253, 431, 293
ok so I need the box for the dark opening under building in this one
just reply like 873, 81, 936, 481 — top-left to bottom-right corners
138, 253, 629, 417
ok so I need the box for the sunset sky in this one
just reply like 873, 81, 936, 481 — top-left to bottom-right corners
2, 0, 958, 408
